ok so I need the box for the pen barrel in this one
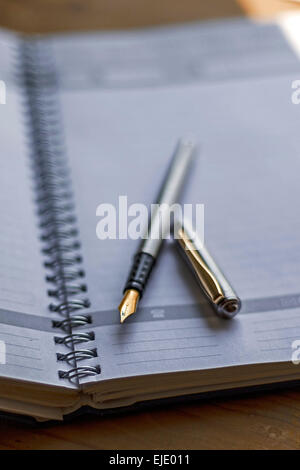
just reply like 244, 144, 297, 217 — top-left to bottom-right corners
123, 252, 156, 298
140, 138, 196, 258
176, 221, 241, 319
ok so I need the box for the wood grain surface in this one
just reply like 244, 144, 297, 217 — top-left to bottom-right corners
0, 0, 241, 33
1, 389, 300, 449
1, 0, 300, 450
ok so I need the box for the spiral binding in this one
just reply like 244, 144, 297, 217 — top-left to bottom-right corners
18, 39, 100, 381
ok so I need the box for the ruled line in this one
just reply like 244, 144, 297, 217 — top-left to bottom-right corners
112, 334, 216, 346
114, 344, 219, 355
254, 325, 300, 333
5, 342, 40, 351
6, 352, 41, 361
0, 331, 39, 341
112, 325, 210, 336
5, 362, 43, 371
252, 316, 300, 325
257, 336, 300, 342
117, 354, 221, 366
260, 347, 291, 352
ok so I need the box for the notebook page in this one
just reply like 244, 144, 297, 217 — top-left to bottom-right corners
0, 32, 50, 317
50, 20, 300, 383
0, 30, 16, 85
0, 321, 75, 388
51, 19, 300, 89
87, 308, 300, 383
60, 74, 300, 306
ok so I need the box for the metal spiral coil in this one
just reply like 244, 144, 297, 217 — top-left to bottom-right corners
18, 39, 100, 381
52, 315, 92, 332
59, 366, 101, 380
54, 332, 95, 346
57, 348, 98, 364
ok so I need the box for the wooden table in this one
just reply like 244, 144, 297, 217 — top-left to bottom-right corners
1, 0, 300, 450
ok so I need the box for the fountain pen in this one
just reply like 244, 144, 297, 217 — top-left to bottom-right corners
119, 138, 196, 323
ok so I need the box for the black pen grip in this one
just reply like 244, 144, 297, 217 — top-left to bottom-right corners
123, 252, 156, 298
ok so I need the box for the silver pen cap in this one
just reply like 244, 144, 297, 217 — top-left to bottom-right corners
175, 219, 241, 319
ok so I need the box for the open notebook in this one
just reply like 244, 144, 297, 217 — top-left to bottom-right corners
1, 15, 300, 421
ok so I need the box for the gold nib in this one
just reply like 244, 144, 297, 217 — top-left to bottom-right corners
119, 289, 140, 323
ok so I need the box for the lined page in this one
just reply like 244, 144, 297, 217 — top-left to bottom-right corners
51, 20, 300, 383
0, 322, 71, 387
51, 19, 300, 89
83, 308, 300, 382
61, 73, 300, 313
0, 33, 50, 317
0, 30, 16, 85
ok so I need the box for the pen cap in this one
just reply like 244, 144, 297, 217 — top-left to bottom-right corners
175, 219, 241, 319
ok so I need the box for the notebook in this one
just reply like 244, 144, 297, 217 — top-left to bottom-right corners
1, 14, 300, 421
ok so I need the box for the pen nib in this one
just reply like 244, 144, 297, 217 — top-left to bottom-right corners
119, 289, 140, 323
